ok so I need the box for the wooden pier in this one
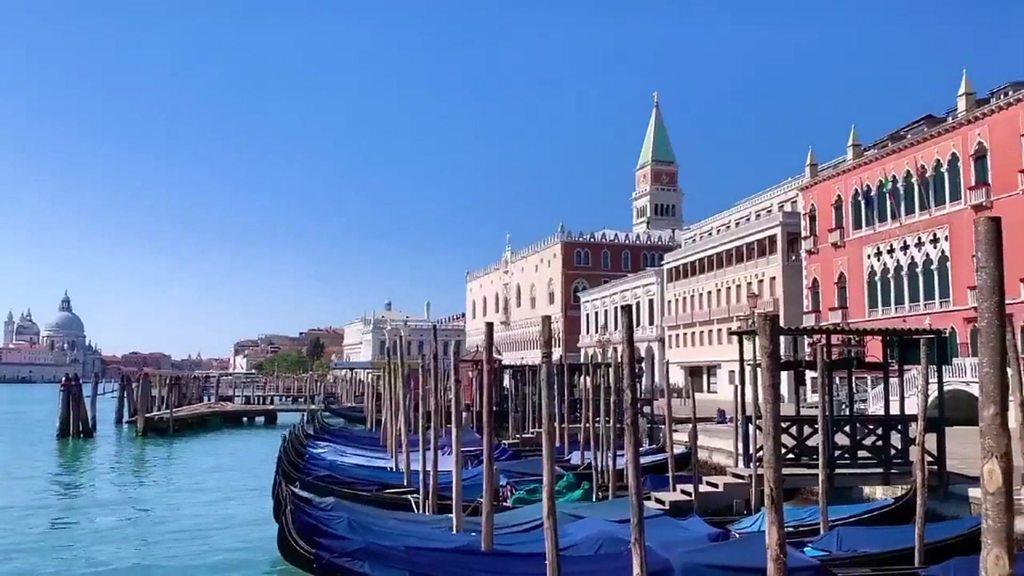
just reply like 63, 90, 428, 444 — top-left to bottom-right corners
140, 401, 313, 434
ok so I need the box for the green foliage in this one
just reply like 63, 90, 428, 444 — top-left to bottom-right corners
254, 351, 310, 375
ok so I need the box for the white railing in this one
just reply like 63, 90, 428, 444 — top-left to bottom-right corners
829, 308, 848, 323
968, 184, 992, 207
866, 357, 980, 414
828, 227, 845, 246
802, 234, 818, 252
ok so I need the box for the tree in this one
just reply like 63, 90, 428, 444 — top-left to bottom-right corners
306, 336, 326, 363
255, 350, 309, 375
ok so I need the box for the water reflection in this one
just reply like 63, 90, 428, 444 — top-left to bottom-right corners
52, 438, 97, 501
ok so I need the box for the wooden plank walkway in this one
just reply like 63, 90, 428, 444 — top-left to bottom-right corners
141, 401, 317, 434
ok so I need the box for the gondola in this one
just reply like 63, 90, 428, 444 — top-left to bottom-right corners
724, 485, 918, 539
323, 403, 367, 426
800, 516, 982, 569
918, 552, 1024, 576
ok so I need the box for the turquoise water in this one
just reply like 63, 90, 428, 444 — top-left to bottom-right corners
0, 383, 304, 576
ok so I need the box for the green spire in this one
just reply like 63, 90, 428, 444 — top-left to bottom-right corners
636, 91, 676, 170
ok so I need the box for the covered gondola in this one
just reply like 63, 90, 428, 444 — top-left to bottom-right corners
800, 516, 982, 569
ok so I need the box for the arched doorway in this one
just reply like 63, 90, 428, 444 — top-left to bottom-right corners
926, 389, 978, 426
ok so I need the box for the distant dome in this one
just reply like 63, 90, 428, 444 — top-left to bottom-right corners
43, 292, 85, 335
45, 311, 84, 335
15, 318, 40, 337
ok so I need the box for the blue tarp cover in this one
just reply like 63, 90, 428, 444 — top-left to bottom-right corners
802, 516, 981, 558
728, 498, 894, 534
289, 488, 735, 576
641, 473, 694, 493
671, 534, 825, 576
922, 553, 1024, 576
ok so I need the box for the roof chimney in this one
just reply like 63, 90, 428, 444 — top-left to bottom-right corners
846, 124, 863, 161
957, 69, 976, 115
804, 146, 818, 179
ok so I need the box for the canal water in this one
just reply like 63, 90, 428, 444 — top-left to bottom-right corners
0, 383, 303, 576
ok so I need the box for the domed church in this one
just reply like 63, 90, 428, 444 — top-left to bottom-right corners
1, 292, 103, 382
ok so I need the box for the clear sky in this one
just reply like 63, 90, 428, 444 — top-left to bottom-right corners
1, 1, 1021, 358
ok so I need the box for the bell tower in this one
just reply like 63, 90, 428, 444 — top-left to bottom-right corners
633, 92, 682, 233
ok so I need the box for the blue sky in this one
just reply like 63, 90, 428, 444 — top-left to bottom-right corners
0, 1, 1021, 358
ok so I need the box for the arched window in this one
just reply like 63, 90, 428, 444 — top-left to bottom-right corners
947, 326, 959, 359
969, 325, 980, 356
922, 256, 936, 302
973, 143, 990, 185
547, 279, 555, 306
515, 284, 522, 308
903, 171, 917, 216
836, 272, 848, 309
918, 168, 931, 210
863, 186, 876, 227
937, 253, 951, 302
601, 249, 611, 270
832, 195, 844, 230
482, 297, 488, 317
879, 265, 892, 310
931, 159, 947, 208
529, 284, 536, 309
622, 251, 632, 271
494, 292, 500, 314
866, 269, 878, 311
574, 249, 584, 266
893, 263, 906, 307
570, 279, 589, 305
947, 153, 963, 202
809, 278, 821, 311
655, 253, 664, 266
641, 252, 650, 268
582, 249, 591, 266
907, 260, 921, 305
875, 180, 888, 224
807, 204, 818, 237
889, 176, 901, 219
851, 189, 863, 231
471, 299, 477, 319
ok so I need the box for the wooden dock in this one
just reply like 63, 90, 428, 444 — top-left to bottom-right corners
140, 401, 316, 435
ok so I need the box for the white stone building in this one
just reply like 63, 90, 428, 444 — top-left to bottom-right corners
577, 268, 665, 397
337, 300, 465, 365
1, 293, 103, 382
662, 175, 808, 404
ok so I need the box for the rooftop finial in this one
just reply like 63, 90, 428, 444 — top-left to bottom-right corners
846, 124, 863, 161
805, 146, 819, 179
847, 124, 859, 147
805, 146, 817, 167
958, 68, 974, 96
956, 68, 977, 114
652, 90, 659, 106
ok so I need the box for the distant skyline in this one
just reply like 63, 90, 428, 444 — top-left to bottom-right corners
1, 2, 1021, 358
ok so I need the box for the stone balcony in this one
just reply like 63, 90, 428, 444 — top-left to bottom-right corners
802, 234, 818, 253
968, 183, 992, 208
828, 227, 845, 247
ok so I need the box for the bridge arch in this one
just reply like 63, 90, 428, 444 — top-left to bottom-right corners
925, 382, 978, 426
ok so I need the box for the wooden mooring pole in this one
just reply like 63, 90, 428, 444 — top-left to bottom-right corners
429, 325, 440, 514
89, 373, 99, 433
757, 313, 785, 576
539, 315, 560, 576
609, 353, 619, 499
620, 307, 646, 576
56, 374, 72, 439
915, 337, 931, 566
816, 341, 830, 535
974, 216, 1014, 575
688, 374, 699, 514
418, 355, 428, 512
481, 321, 495, 551
450, 342, 463, 533
1007, 320, 1024, 490
136, 373, 152, 436
72, 374, 93, 439
115, 375, 127, 425
398, 333, 410, 487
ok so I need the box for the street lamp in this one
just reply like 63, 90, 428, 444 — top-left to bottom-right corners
746, 290, 760, 329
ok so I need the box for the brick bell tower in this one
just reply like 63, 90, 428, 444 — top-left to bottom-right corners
632, 92, 682, 233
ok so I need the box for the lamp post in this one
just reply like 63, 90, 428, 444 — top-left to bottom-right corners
595, 324, 612, 488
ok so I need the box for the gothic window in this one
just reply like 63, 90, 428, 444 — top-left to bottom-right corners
601, 249, 611, 270
851, 189, 863, 231
918, 168, 931, 210
836, 272, 848, 309
547, 279, 555, 306
973, 142, 990, 185
889, 176, 901, 219
832, 195, 845, 230
947, 326, 959, 359
893, 263, 906, 307
633, 301, 640, 326
471, 299, 477, 319
483, 297, 488, 317
937, 253, 951, 302
866, 269, 879, 311
655, 253, 664, 266
806, 204, 818, 237
515, 284, 522, 308
863, 186, 876, 227
875, 180, 888, 224
922, 256, 936, 302
622, 250, 632, 271
809, 278, 821, 311
907, 260, 921, 304
647, 298, 655, 326
574, 249, 583, 266
641, 252, 650, 268
903, 171, 917, 216
948, 153, 963, 202
880, 265, 892, 310
529, 284, 536, 309
494, 292, 500, 314
932, 159, 947, 208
